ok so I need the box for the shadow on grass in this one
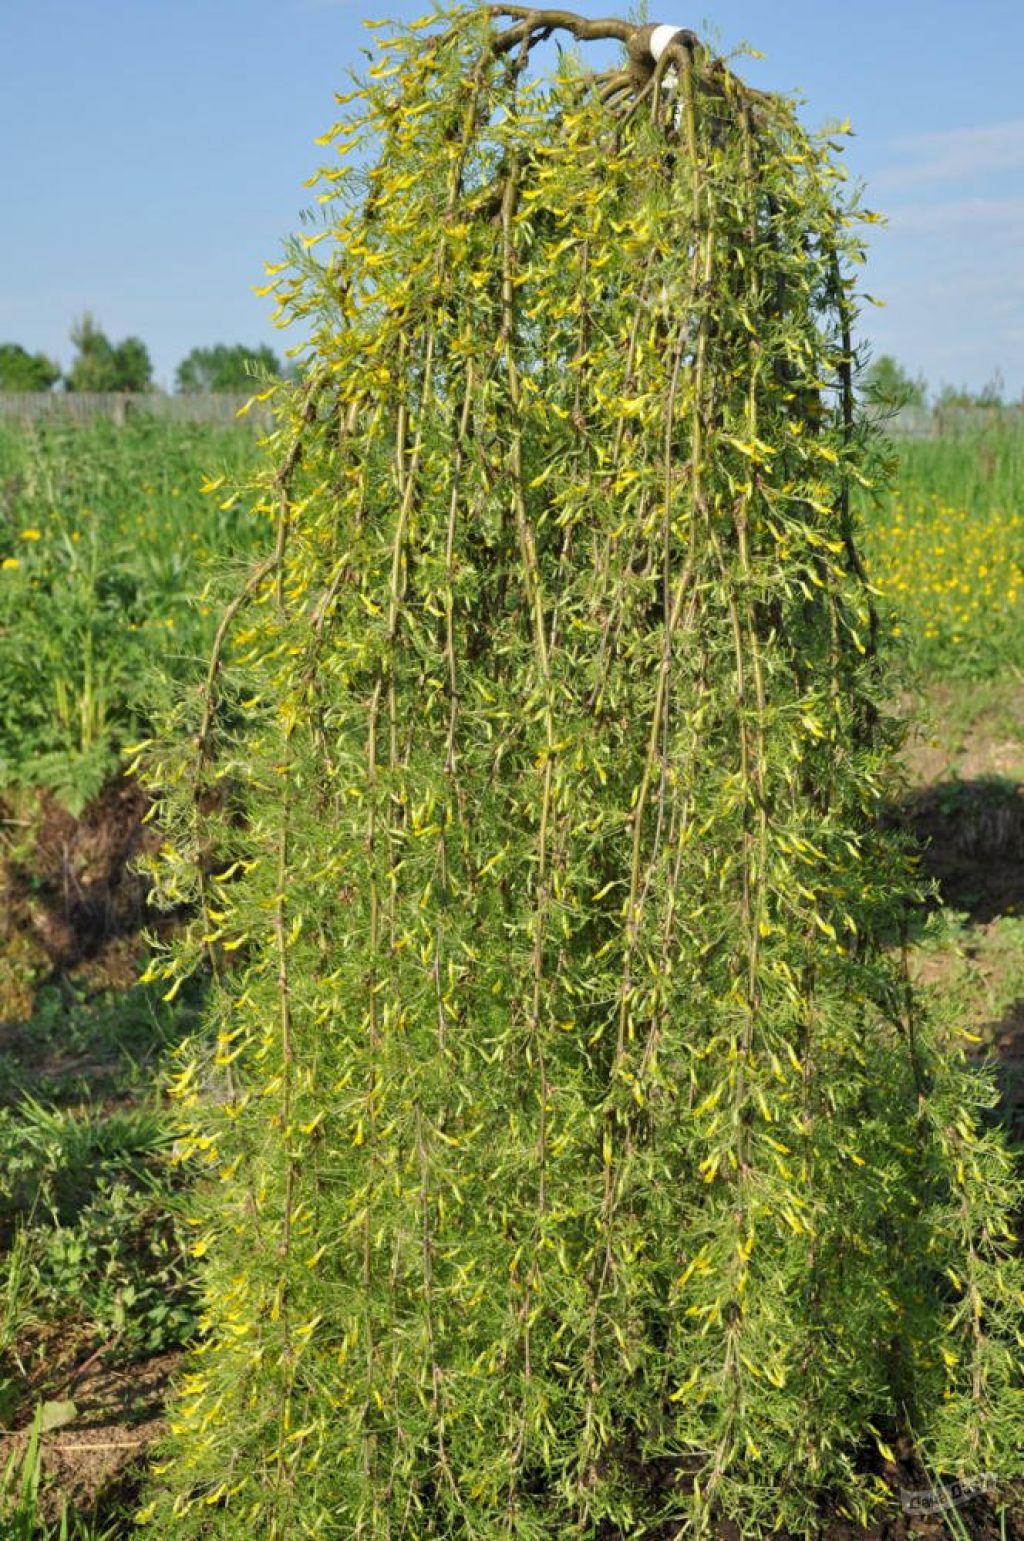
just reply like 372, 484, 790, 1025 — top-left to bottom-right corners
886, 775, 1024, 1151
983, 995, 1024, 1148
0, 972, 206, 1113
889, 774, 1024, 925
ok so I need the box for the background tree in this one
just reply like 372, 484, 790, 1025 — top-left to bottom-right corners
975, 368, 1006, 408
0, 343, 61, 392
65, 313, 152, 392
175, 342, 281, 394
862, 353, 927, 409
935, 371, 1007, 410
934, 383, 976, 410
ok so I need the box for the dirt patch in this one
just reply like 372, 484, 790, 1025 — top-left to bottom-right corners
1, 775, 161, 1018
0, 1342, 179, 1527
893, 776, 1024, 922
900, 681, 1024, 788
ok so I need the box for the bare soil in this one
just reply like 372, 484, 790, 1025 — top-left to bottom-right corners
1, 776, 156, 966
0, 1334, 178, 1530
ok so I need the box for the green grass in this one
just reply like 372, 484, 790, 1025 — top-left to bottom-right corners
893, 422, 1024, 511
0, 413, 262, 810
861, 427, 1024, 1168
0, 977, 207, 1364
0, 415, 262, 1530
0, 978, 207, 1532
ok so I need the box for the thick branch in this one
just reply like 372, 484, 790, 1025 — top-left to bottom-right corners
490, 5, 634, 53
489, 7, 742, 111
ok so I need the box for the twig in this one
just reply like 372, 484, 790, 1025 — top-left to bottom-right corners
47, 1437, 151, 1452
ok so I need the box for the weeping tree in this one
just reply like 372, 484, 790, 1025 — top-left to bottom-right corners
139, 7, 1022, 1536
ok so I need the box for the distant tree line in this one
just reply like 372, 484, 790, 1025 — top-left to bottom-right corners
0, 315, 283, 394
1, 326, 1011, 412
861, 355, 1015, 412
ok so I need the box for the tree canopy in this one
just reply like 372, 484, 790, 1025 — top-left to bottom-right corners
0, 343, 61, 392
139, 8, 1023, 1535
65, 313, 153, 393
175, 342, 282, 394
862, 353, 927, 409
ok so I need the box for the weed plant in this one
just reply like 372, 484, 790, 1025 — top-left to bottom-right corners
139, 8, 1023, 1537
0, 414, 256, 1528
0, 983, 206, 1381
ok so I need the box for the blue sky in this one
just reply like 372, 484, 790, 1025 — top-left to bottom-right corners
2, 0, 1022, 396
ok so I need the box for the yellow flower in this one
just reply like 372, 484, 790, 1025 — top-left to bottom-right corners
2, 557, 19, 570
19, 528, 41, 540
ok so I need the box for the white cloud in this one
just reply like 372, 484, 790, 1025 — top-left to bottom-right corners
885, 194, 1024, 234
874, 118, 1024, 191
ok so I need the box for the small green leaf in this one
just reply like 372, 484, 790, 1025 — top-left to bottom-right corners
37, 1399, 78, 1433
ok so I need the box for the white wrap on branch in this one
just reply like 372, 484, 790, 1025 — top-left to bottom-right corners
648, 23, 689, 61
646, 24, 689, 113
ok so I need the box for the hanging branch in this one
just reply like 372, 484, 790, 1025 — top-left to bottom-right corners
141, 7, 1024, 1536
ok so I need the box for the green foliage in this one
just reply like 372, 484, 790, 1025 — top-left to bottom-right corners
65, 313, 152, 394
140, 8, 1023, 1536
935, 371, 1009, 411
0, 977, 209, 1379
0, 1099, 197, 1359
175, 342, 282, 394
0, 415, 261, 808
861, 353, 926, 410
0, 343, 61, 393
0, 977, 207, 1537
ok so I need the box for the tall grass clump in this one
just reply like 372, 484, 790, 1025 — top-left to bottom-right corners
140, 8, 1023, 1535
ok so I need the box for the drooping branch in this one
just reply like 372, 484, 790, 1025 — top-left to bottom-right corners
488, 6, 764, 118
491, 5, 698, 79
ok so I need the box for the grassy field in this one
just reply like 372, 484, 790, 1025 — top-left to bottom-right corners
858, 421, 1024, 1074
863, 423, 1024, 678
0, 415, 262, 810
0, 415, 1021, 1534
0, 416, 262, 1536
857, 426, 1024, 1161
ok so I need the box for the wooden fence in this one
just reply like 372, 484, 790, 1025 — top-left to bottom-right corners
1, 393, 1020, 439
887, 404, 1024, 438
0, 392, 272, 429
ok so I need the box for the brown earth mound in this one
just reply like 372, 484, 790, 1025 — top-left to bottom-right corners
1, 775, 159, 1015
890, 776, 1024, 923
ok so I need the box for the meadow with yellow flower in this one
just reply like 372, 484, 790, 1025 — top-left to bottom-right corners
860, 423, 1024, 677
